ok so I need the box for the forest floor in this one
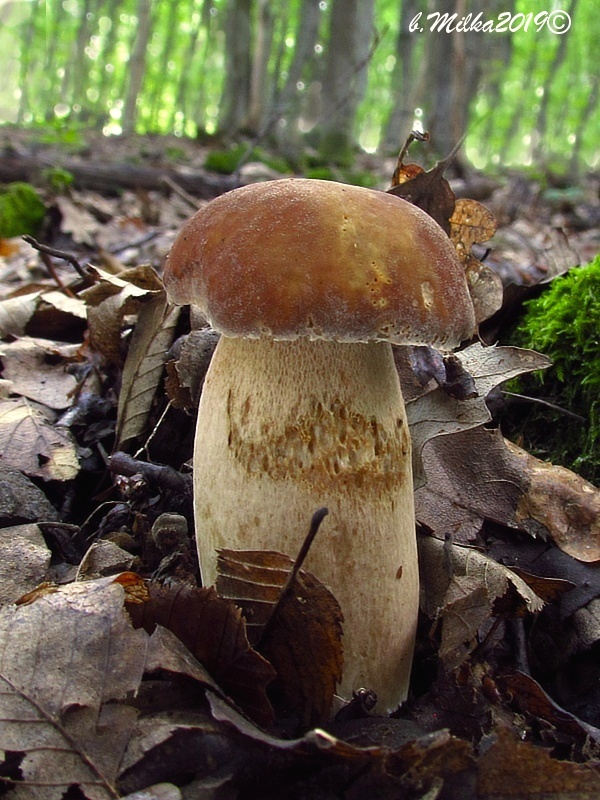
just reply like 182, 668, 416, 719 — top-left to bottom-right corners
0, 125, 600, 799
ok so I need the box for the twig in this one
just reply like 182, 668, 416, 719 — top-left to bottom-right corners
109, 451, 192, 496
502, 391, 587, 423
22, 235, 87, 278
258, 507, 329, 647
160, 174, 203, 210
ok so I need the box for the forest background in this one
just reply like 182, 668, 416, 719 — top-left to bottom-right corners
1, 0, 598, 175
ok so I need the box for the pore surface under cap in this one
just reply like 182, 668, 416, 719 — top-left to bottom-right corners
164, 178, 476, 348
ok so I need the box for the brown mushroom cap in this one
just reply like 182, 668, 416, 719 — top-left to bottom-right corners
164, 178, 476, 348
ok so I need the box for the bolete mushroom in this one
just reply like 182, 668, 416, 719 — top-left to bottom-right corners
163, 178, 475, 711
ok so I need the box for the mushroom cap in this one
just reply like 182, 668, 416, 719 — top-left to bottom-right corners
163, 178, 476, 348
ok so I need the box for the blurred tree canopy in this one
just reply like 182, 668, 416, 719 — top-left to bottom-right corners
1, 0, 598, 172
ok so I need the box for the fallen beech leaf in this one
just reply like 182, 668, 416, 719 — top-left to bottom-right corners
0, 336, 79, 409
0, 462, 59, 524
0, 291, 40, 337
0, 397, 79, 481
0, 523, 51, 606
450, 197, 497, 257
477, 726, 600, 799
506, 440, 600, 563
116, 295, 180, 446
464, 252, 505, 324
499, 671, 600, 744
126, 581, 275, 728
388, 160, 455, 234
418, 534, 543, 669
83, 265, 165, 366
405, 343, 550, 490
217, 548, 344, 728
0, 574, 149, 799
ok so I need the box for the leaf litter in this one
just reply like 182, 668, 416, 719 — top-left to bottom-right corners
0, 130, 599, 797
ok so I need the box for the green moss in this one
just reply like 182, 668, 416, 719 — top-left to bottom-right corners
505, 256, 600, 483
0, 182, 46, 238
204, 144, 291, 175
42, 167, 74, 194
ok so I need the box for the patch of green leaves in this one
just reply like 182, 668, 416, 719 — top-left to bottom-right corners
0, 182, 46, 238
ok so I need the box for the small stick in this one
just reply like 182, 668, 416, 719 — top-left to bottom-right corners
258, 507, 329, 646
22, 235, 87, 278
160, 174, 202, 210
502, 391, 587, 423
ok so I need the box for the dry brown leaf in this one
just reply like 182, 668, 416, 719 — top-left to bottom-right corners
506, 441, 600, 563
405, 343, 550, 489
0, 397, 79, 481
418, 534, 543, 669
477, 726, 600, 799
0, 336, 79, 409
126, 581, 275, 728
217, 548, 344, 729
115, 295, 180, 447
0, 462, 59, 525
83, 265, 165, 366
0, 523, 51, 607
0, 291, 40, 338
0, 574, 149, 800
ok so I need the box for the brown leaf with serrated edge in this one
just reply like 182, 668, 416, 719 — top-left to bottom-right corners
126, 581, 275, 728
261, 567, 344, 729
217, 547, 344, 729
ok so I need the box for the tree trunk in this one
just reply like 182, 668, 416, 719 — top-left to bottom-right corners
319, 0, 375, 164
218, 0, 253, 137
271, 0, 322, 159
122, 0, 154, 134
246, 0, 275, 135
382, 0, 423, 153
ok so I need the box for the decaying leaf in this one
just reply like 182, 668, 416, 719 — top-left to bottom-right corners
115, 295, 180, 447
404, 343, 550, 489
418, 534, 544, 670
0, 574, 149, 800
82, 264, 165, 366
0, 523, 51, 607
217, 548, 344, 728
0, 292, 41, 338
0, 336, 79, 409
506, 440, 600, 563
476, 726, 600, 799
126, 580, 276, 728
0, 396, 79, 481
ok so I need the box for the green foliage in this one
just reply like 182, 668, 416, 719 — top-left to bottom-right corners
506, 256, 600, 483
204, 144, 291, 176
42, 167, 74, 194
0, 182, 46, 238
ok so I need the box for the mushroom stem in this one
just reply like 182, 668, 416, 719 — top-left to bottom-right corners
194, 335, 418, 711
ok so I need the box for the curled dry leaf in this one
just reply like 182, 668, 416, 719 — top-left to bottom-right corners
405, 343, 550, 489
115, 295, 180, 447
0, 396, 79, 481
418, 534, 543, 670
82, 264, 165, 366
217, 548, 344, 729
126, 580, 276, 728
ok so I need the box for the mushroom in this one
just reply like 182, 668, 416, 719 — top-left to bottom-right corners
163, 178, 475, 712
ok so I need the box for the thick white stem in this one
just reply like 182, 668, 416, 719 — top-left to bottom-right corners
193, 336, 418, 711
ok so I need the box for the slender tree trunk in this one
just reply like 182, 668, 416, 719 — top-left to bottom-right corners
218, 0, 253, 137
382, 0, 423, 153
246, 0, 274, 134
272, 0, 322, 158
148, 1, 181, 127
122, 0, 154, 134
319, 0, 375, 163
534, 0, 579, 160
